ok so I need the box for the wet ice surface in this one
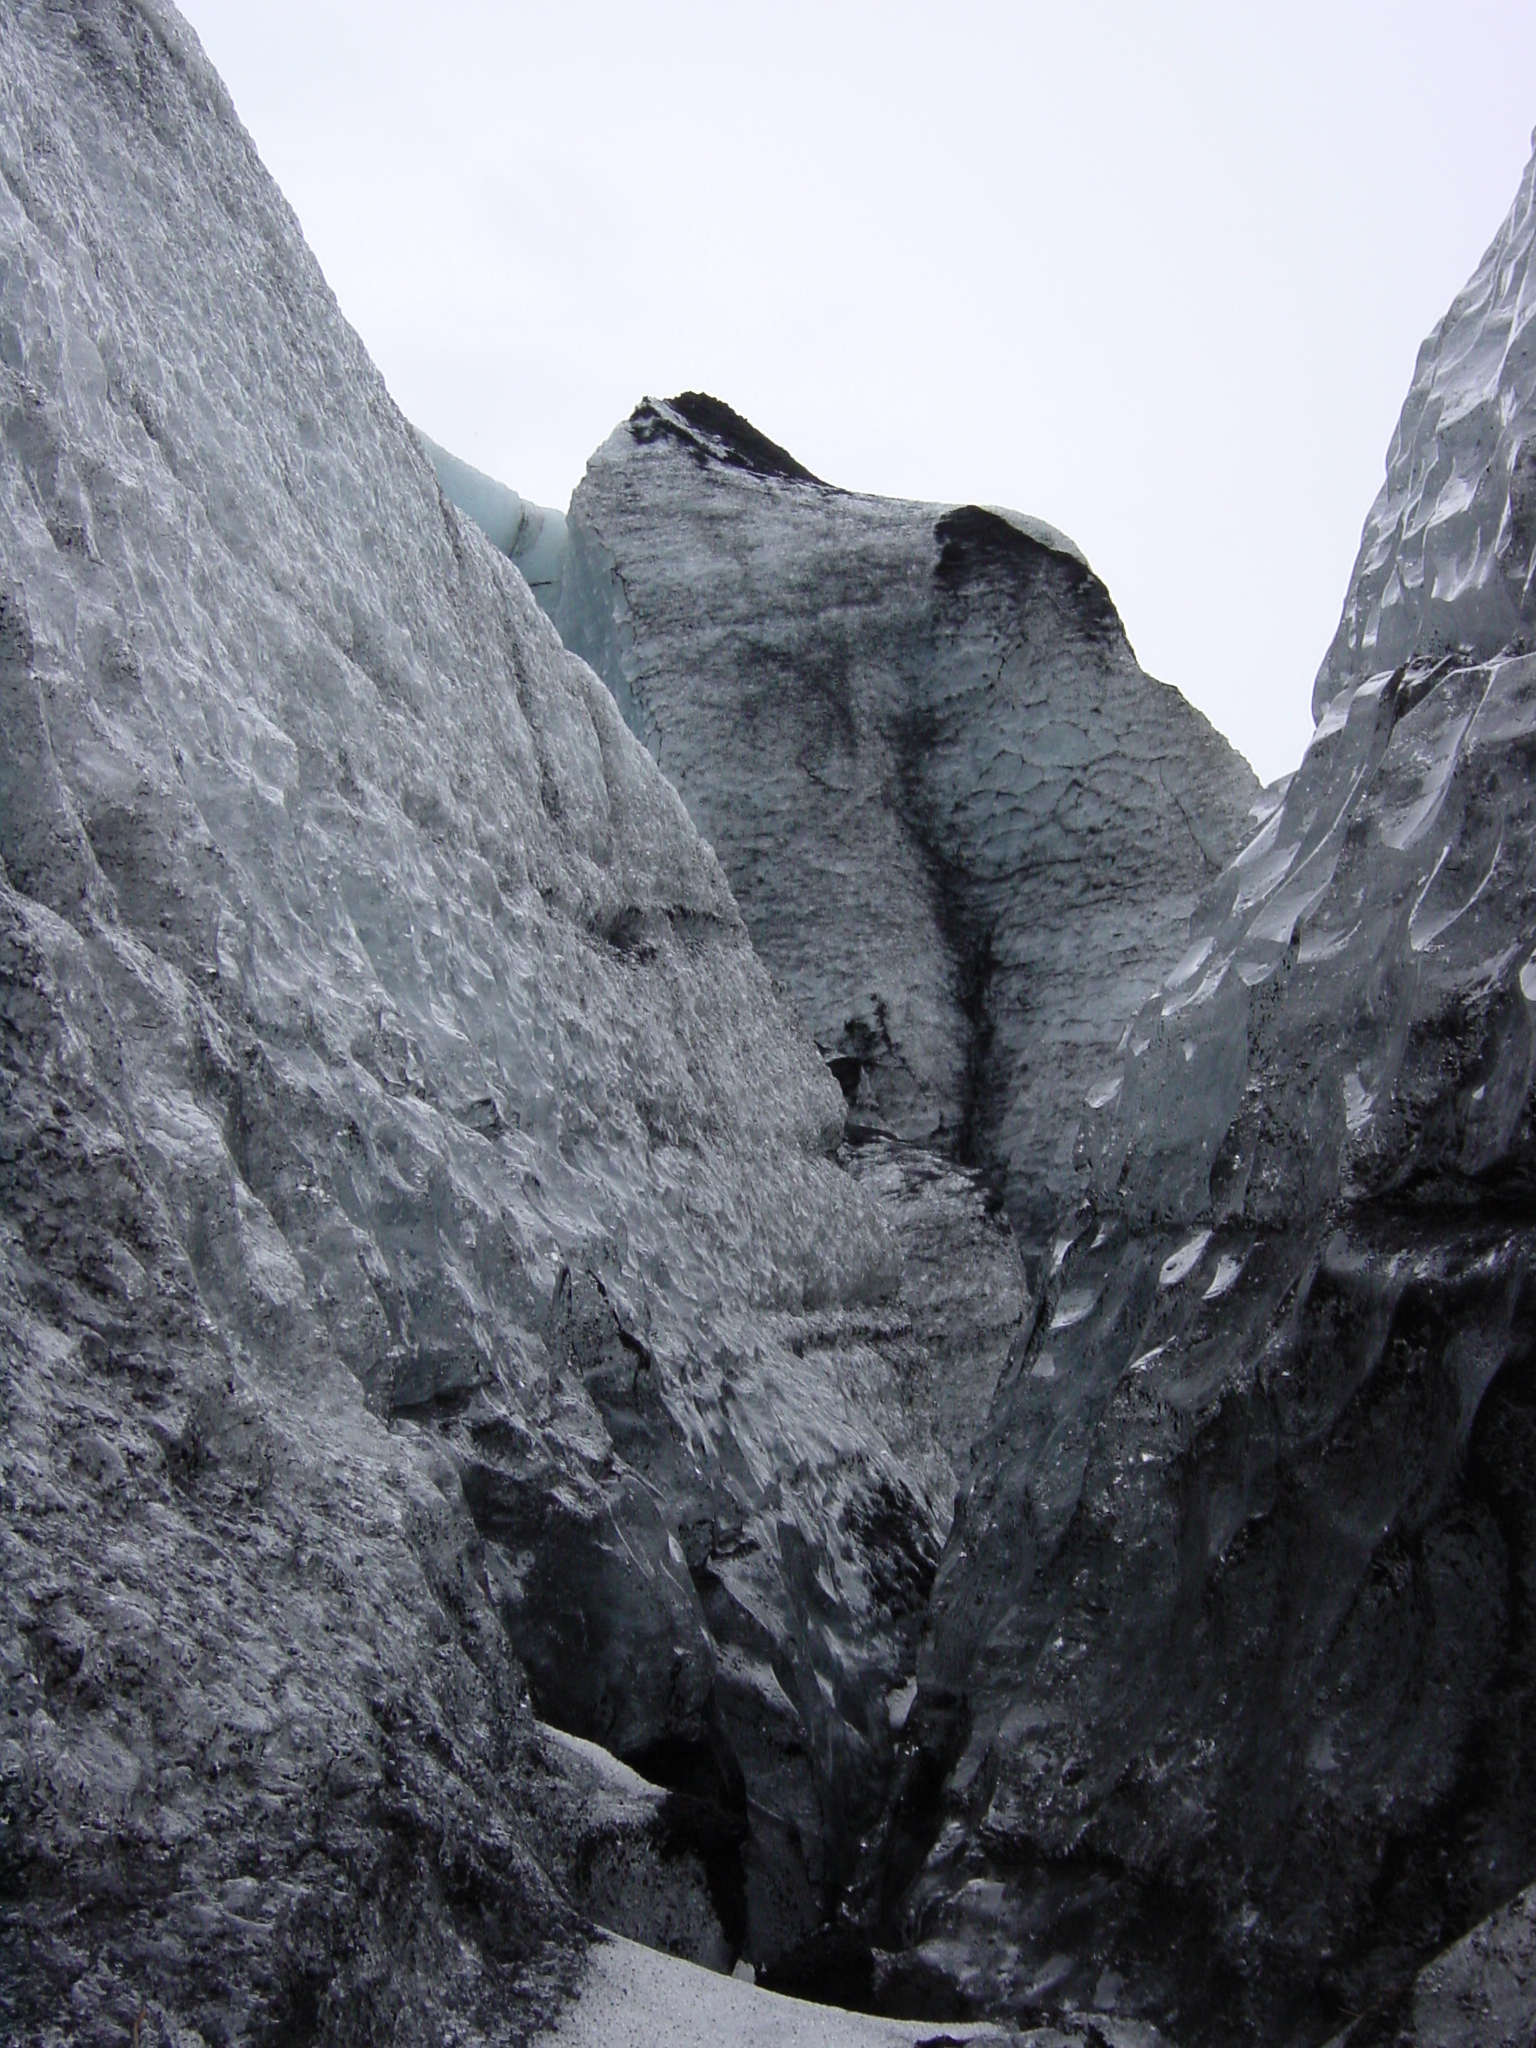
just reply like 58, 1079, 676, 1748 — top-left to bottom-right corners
1089, 648, 1536, 1232
915, 636, 1536, 2038
898, 140, 1536, 2048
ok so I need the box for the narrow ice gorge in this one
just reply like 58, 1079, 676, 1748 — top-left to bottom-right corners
10, 5, 1536, 2046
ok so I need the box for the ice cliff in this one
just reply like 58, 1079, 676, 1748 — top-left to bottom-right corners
0, 2, 1020, 2035
897, 133, 1536, 2047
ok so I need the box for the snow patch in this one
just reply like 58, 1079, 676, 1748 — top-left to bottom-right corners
535, 1933, 998, 2047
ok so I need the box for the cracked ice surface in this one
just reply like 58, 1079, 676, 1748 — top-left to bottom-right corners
539, 395, 1258, 1265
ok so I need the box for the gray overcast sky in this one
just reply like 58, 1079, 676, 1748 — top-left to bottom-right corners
178, 2, 1536, 783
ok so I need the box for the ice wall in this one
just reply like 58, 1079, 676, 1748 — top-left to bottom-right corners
0, 3, 1013, 2031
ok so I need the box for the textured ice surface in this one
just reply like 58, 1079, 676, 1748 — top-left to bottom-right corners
530, 394, 1257, 1266
16, 3, 1536, 2042
1315, 133, 1536, 714
912, 673, 1536, 2044
908, 145, 1536, 2046
0, 3, 1018, 2032
529, 1724, 732, 1971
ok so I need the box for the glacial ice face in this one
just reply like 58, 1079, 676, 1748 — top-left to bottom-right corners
1314, 133, 1536, 716
0, 3, 1022, 2031
547, 394, 1259, 1266
908, 204, 1536, 2045
1081, 652, 1536, 1232
909, 669, 1536, 2047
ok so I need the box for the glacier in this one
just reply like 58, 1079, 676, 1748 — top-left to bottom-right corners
9, 4, 1536, 2045
430, 126, 1536, 2048
419, 430, 570, 611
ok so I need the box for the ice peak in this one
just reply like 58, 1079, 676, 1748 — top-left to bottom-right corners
1314, 132, 1536, 715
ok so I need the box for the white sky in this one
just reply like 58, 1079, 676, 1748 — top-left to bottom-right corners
178, 2, 1536, 784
